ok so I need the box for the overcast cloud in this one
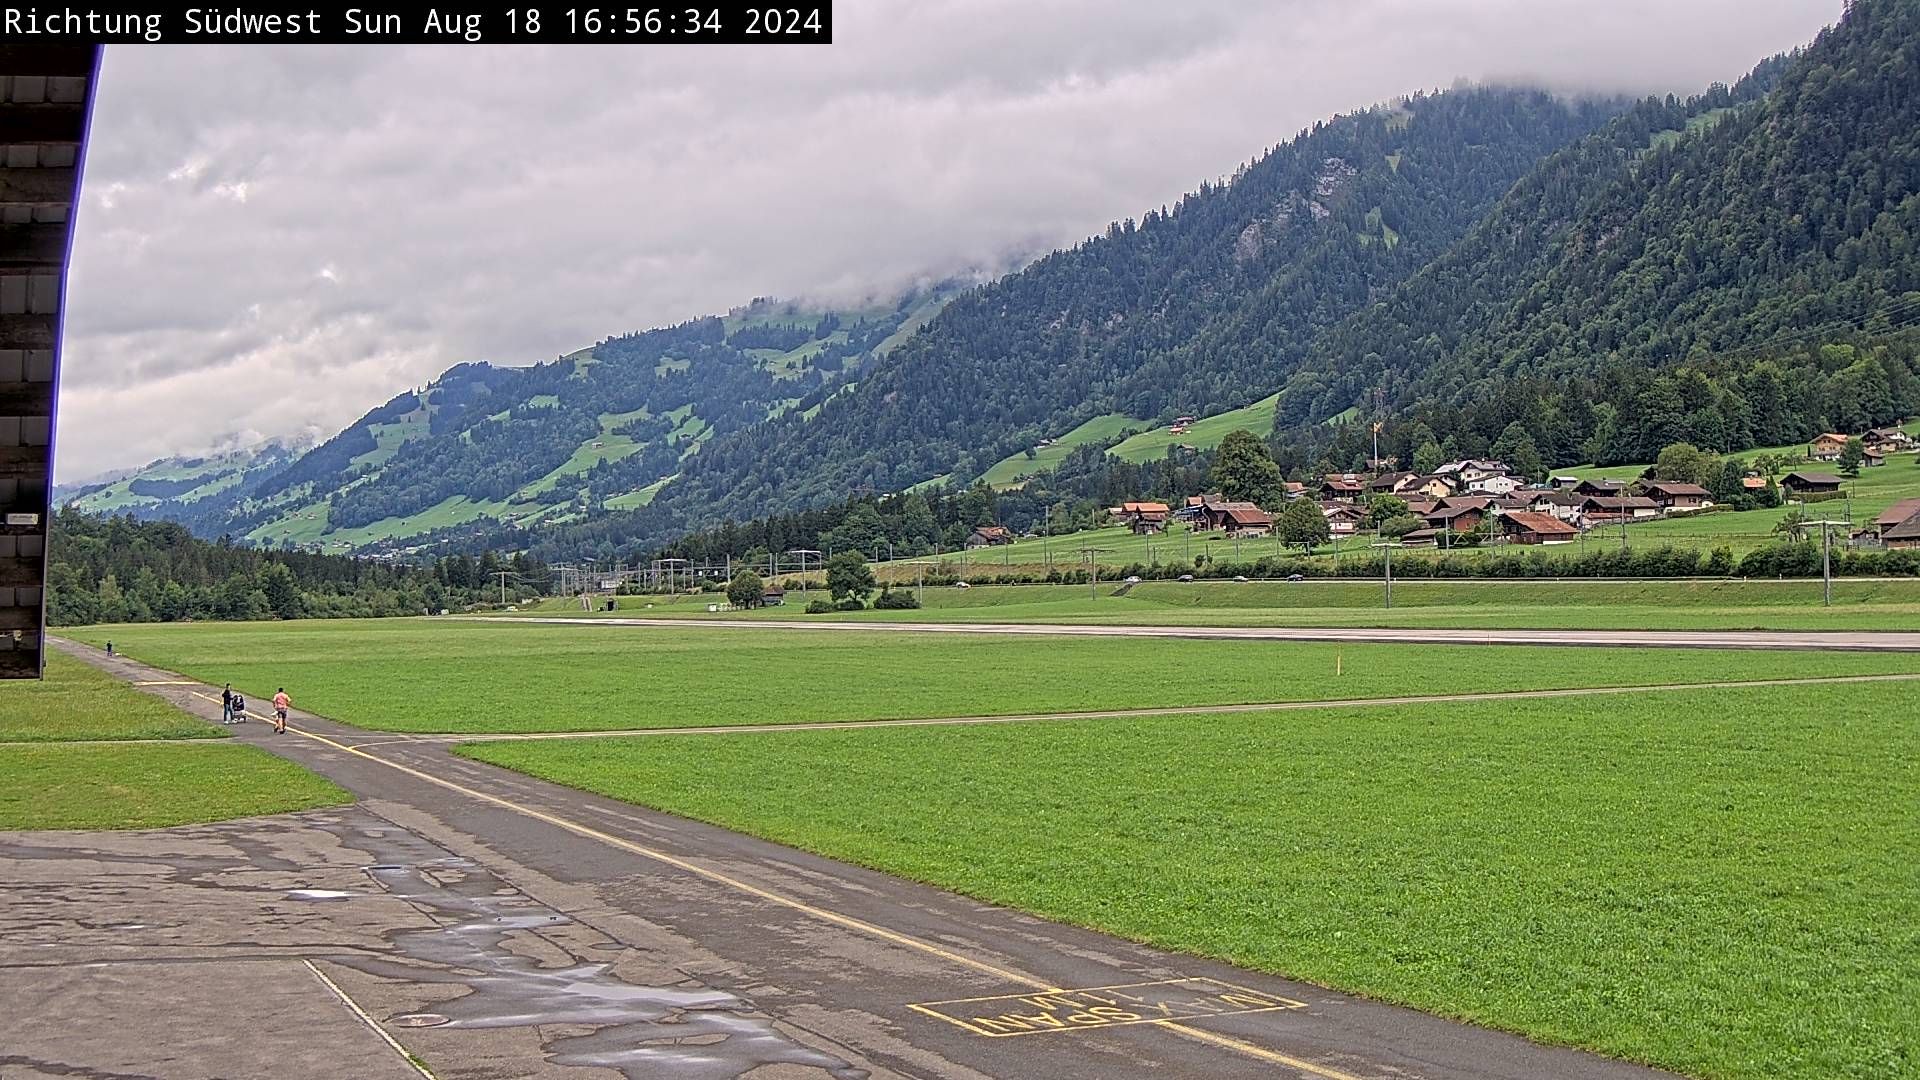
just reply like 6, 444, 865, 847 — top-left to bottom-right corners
55, 0, 1841, 481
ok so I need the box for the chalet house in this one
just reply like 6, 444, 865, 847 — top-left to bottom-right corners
1538, 490, 1587, 522
1122, 502, 1171, 534
1499, 511, 1580, 545
1578, 496, 1659, 525
1178, 494, 1218, 520
965, 525, 1013, 548
1435, 459, 1510, 485
1874, 498, 1920, 539
1366, 471, 1418, 495
1322, 502, 1366, 537
1884, 514, 1920, 550
1638, 481, 1712, 511
1423, 503, 1486, 536
1409, 475, 1458, 499
1865, 449, 1887, 467
1282, 481, 1309, 500
1320, 474, 1366, 502
1549, 475, 1583, 490
1572, 478, 1626, 498
1400, 498, 1439, 518
1220, 506, 1273, 536
1399, 527, 1441, 547
1780, 471, 1844, 495
760, 586, 786, 607
1199, 500, 1265, 531
1466, 473, 1523, 496
1807, 433, 1850, 461
1867, 427, 1914, 451
1741, 475, 1768, 491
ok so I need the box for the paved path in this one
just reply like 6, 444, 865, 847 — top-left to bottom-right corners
52, 639, 1680, 1080
465, 614, 1920, 650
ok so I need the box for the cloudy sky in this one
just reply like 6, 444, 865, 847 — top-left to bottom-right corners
56, 0, 1841, 481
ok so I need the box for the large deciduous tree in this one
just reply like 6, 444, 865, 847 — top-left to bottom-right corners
1211, 429, 1284, 506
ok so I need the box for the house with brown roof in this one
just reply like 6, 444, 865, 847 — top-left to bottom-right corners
1321, 502, 1366, 537
1365, 471, 1418, 495
1198, 500, 1265, 531
1572, 478, 1626, 497
1220, 506, 1273, 536
1498, 511, 1581, 545
1807, 433, 1850, 461
1423, 503, 1486, 535
1578, 495, 1660, 525
1320, 474, 1366, 502
1874, 498, 1920, 539
1884, 514, 1920, 550
1867, 427, 1913, 449
1741, 475, 1768, 491
1282, 481, 1309, 500
1466, 473, 1523, 496
1638, 481, 1712, 511
1409, 474, 1458, 499
1780, 472, 1844, 495
965, 525, 1013, 548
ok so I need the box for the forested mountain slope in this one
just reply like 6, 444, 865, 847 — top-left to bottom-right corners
651, 88, 1626, 522
1282, 0, 1920, 465
102, 288, 959, 552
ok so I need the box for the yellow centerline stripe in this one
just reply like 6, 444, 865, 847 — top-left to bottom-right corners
192, 689, 1362, 1079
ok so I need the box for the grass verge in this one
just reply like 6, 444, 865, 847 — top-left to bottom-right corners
0, 743, 350, 829
460, 681, 1919, 1080
0, 652, 227, 742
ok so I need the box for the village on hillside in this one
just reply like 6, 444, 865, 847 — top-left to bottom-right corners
963, 427, 1920, 552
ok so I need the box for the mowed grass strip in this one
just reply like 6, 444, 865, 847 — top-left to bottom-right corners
60, 618, 1920, 734
521, 578, 1920, 632
0, 743, 350, 829
460, 682, 1920, 1080
0, 652, 225, 742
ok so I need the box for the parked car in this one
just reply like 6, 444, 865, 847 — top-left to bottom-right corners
1233, 575, 1249, 583
1124, 575, 1142, 584
1286, 573, 1304, 582
953, 581, 971, 589
1177, 574, 1195, 582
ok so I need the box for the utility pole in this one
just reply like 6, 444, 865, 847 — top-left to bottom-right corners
1371, 539, 1401, 610
496, 570, 510, 606
1805, 517, 1846, 607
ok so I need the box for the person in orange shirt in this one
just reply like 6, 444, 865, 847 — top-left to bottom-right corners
271, 688, 291, 734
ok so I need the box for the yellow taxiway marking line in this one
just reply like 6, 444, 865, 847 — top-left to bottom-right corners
188, 688, 1363, 1079
304, 959, 438, 1080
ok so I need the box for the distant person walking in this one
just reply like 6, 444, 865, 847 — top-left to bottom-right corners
271, 688, 291, 734
220, 684, 235, 724
104, 641, 113, 657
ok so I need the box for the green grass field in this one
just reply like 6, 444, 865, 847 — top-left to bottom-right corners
0, 652, 226, 742
0, 743, 350, 829
523, 577, 1920, 631
1108, 393, 1281, 463
59, 619, 1920, 734
461, 680, 1920, 1080
978, 413, 1142, 487
0, 651, 350, 829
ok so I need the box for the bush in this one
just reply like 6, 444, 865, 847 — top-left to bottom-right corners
834, 597, 867, 611
873, 586, 921, 609
804, 598, 835, 614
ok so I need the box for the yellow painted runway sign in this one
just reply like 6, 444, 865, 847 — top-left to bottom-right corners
910, 977, 1306, 1037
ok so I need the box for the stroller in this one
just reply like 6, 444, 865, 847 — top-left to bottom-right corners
230, 693, 247, 723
